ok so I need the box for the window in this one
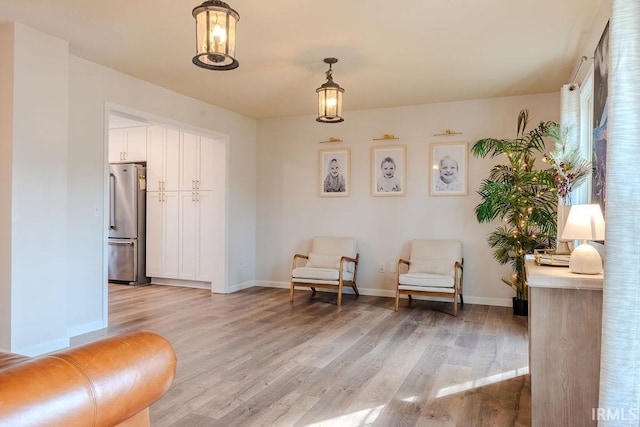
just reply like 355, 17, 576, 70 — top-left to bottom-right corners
576, 66, 594, 204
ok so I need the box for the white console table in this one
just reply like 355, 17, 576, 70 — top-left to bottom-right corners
526, 259, 603, 427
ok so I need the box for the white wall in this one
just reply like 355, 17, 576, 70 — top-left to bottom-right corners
0, 23, 14, 351
256, 93, 559, 306
0, 22, 69, 354
67, 56, 258, 336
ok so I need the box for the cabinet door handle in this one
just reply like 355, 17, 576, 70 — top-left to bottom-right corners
192, 180, 195, 190
196, 180, 200, 189
196, 192, 200, 202
192, 191, 196, 202
158, 180, 162, 191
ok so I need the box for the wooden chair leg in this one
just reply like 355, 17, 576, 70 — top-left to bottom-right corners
289, 282, 295, 303
311, 287, 317, 294
337, 282, 343, 306
453, 291, 458, 317
460, 294, 464, 306
351, 282, 360, 296
395, 288, 400, 311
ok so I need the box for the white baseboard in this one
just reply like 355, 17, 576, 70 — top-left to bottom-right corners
150, 277, 210, 290
225, 280, 256, 294
17, 337, 70, 357
67, 319, 107, 340
463, 296, 513, 307
252, 280, 513, 307
254, 280, 288, 289
150, 278, 258, 294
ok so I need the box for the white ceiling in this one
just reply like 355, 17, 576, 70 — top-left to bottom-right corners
0, 0, 603, 120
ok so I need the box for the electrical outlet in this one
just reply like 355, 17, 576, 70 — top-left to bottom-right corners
378, 262, 385, 273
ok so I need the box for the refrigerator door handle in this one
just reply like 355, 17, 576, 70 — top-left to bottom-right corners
110, 240, 135, 245
109, 173, 116, 229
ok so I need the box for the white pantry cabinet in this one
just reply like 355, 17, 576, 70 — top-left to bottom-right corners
179, 132, 215, 191
146, 126, 215, 288
146, 190, 180, 279
178, 190, 212, 281
109, 127, 147, 163
147, 126, 180, 192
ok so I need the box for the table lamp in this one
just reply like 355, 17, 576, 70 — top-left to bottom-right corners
561, 204, 606, 274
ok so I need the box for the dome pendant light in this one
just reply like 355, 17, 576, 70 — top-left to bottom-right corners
316, 58, 345, 123
192, 0, 240, 70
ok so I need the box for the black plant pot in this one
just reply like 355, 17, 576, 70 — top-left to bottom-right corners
513, 297, 528, 317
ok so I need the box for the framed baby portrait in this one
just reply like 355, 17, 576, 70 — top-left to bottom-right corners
429, 141, 468, 196
319, 148, 350, 197
371, 145, 406, 197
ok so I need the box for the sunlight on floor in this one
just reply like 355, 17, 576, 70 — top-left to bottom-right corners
435, 366, 529, 398
304, 404, 385, 427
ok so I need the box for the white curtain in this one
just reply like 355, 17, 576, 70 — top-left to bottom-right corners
599, 0, 640, 424
556, 84, 581, 252
560, 83, 581, 147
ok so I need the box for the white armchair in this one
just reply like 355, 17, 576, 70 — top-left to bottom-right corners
395, 239, 463, 316
290, 237, 359, 306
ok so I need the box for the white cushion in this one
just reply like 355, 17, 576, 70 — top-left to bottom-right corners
293, 267, 354, 282
399, 273, 454, 288
309, 237, 358, 273
311, 237, 357, 257
306, 253, 340, 269
405, 240, 461, 275
408, 258, 455, 276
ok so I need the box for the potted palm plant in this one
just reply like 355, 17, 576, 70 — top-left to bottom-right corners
472, 110, 558, 316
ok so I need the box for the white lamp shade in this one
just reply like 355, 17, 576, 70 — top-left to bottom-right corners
561, 204, 606, 241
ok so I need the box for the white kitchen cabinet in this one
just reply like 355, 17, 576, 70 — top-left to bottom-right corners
109, 127, 147, 163
178, 190, 212, 281
179, 132, 215, 191
146, 190, 180, 279
147, 126, 180, 192
146, 126, 217, 288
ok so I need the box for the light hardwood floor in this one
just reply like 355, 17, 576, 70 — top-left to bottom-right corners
73, 285, 531, 426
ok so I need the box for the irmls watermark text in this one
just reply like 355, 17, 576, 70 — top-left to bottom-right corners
593, 407, 639, 421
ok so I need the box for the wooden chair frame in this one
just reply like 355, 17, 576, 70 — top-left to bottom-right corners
395, 258, 464, 316
290, 253, 360, 306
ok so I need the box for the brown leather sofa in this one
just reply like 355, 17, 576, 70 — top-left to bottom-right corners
0, 330, 177, 426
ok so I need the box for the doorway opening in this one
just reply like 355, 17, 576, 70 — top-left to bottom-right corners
104, 105, 228, 322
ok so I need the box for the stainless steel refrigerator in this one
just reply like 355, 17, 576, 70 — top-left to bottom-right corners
108, 163, 150, 285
